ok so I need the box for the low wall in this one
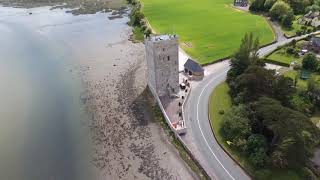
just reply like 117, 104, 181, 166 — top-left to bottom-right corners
148, 84, 211, 180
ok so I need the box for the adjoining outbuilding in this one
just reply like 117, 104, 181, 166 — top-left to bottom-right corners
234, 0, 248, 7
184, 58, 204, 80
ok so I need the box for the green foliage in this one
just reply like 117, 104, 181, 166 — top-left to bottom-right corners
281, 9, 295, 28
249, 148, 269, 167
302, 53, 318, 71
306, 4, 320, 12
233, 66, 275, 102
307, 76, 320, 105
273, 76, 295, 106
247, 134, 267, 153
290, 91, 314, 115
301, 167, 318, 180
269, 1, 291, 21
264, 0, 277, 11
252, 97, 320, 168
227, 33, 262, 84
222, 105, 251, 141
288, 0, 312, 14
250, 0, 267, 11
130, 8, 144, 26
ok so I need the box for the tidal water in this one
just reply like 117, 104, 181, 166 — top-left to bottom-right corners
0, 6, 129, 180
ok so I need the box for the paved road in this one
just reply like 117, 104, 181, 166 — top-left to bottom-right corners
183, 31, 320, 180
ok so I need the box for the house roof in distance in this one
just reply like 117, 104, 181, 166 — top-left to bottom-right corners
184, 58, 204, 72
312, 36, 320, 46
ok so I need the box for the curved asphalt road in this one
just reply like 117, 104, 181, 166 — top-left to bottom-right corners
184, 31, 320, 180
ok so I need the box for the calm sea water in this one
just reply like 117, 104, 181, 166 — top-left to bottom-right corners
0, 6, 129, 180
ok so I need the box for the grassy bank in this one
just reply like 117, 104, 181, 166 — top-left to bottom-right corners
141, 0, 275, 64
208, 82, 303, 179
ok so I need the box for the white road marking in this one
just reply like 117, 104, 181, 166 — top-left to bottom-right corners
196, 70, 236, 180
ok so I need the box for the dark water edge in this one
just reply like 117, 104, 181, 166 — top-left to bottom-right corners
0, 0, 127, 15
0, 5, 130, 180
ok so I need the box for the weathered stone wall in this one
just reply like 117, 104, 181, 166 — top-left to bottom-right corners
145, 35, 179, 96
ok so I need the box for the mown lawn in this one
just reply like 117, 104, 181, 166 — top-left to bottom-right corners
266, 49, 302, 65
209, 82, 303, 180
141, 0, 275, 64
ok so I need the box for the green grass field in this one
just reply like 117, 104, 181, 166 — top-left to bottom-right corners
141, 0, 275, 64
209, 82, 303, 180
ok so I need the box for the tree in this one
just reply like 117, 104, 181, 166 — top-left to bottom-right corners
273, 76, 295, 106
307, 76, 320, 104
302, 52, 318, 71
251, 97, 320, 168
269, 1, 291, 21
222, 105, 251, 141
281, 9, 295, 27
227, 33, 262, 84
247, 134, 267, 153
287, 0, 312, 14
290, 91, 314, 115
306, 4, 320, 12
264, 0, 277, 11
250, 0, 267, 11
249, 148, 269, 167
233, 66, 275, 102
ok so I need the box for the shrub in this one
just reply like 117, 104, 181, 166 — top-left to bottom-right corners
286, 47, 295, 54
249, 148, 269, 167
144, 28, 152, 36
302, 52, 318, 71
222, 105, 251, 140
218, 110, 225, 115
301, 167, 317, 180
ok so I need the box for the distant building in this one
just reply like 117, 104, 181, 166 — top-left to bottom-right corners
184, 58, 204, 80
305, 36, 320, 53
145, 34, 179, 97
234, 0, 248, 7
298, 11, 320, 27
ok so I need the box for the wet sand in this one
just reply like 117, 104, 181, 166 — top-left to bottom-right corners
0, 4, 196, 180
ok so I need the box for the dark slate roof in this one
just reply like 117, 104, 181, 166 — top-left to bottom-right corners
184, 58, 204, 72
312, 37, 320, 46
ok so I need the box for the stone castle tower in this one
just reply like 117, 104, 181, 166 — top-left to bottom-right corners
145, 34, 179, 97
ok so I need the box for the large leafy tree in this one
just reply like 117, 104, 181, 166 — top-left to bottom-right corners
269, 1, 291, 21
273, 76, 295, 106
227, 33, 262, 84
302, 52, 318, 71
251, 97, 320, 168
232, 66, 275, 102
222, 105, 251, 141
